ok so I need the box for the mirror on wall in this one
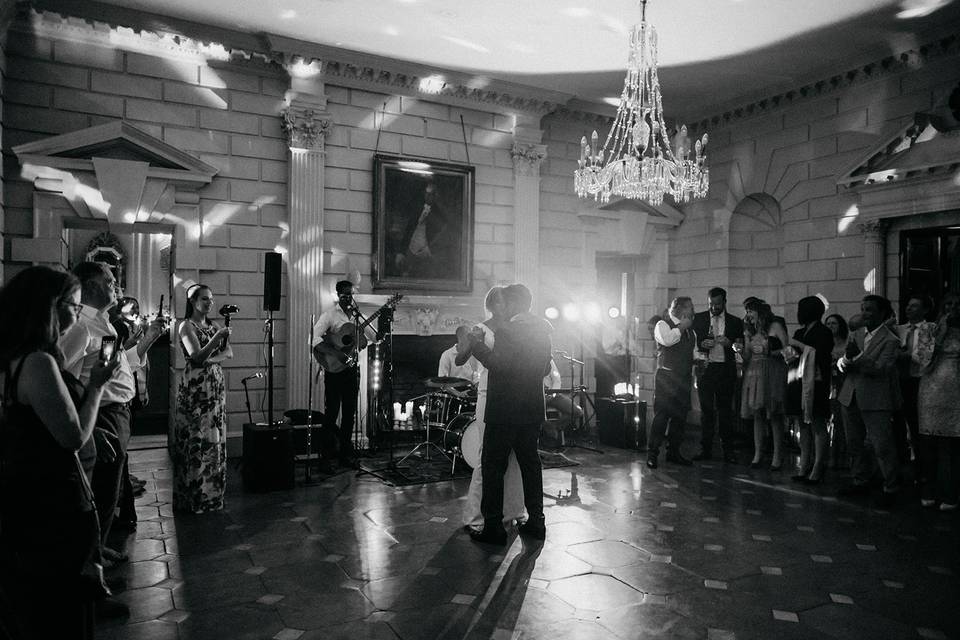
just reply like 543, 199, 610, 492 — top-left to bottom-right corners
62, 219, 175, 439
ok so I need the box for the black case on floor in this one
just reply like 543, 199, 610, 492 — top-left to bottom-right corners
597, 398, 647, 450
242, 423, 295, 491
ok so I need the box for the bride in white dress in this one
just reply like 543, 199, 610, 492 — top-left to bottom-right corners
462, 287, 527, 530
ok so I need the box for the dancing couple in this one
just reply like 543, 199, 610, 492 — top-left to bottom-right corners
457, 283, 552, 545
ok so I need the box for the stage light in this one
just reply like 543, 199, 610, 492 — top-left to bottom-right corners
584, 302, 602, 323
544, 306, 560, 320
608, 306, 621, 319
561, 303, 580, 321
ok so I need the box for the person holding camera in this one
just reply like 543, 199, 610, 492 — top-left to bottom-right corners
173, 284, 233, 514
60, 263, 165, 576
1, 266, 120, 639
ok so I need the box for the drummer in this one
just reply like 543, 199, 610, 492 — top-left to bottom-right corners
438, 326, 480, 393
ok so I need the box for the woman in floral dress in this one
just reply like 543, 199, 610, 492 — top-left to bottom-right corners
916, 292, 960, 511
173, 284, 232, 513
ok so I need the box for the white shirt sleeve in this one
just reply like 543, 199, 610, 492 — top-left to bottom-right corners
438, 348, 453, 376
58, 323, 92, 380
654, 320, 681, 347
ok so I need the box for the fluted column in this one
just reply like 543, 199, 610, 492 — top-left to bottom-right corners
511, 138, 547, 300
858, 219, 886, 296
283, 99, 333, 411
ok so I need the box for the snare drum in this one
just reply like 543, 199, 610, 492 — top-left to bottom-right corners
442, 413, 481, 469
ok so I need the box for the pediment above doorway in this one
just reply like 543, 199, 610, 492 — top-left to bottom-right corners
13, 121, 218, 225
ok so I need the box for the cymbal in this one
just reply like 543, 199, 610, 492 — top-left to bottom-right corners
424, 376, 472, 390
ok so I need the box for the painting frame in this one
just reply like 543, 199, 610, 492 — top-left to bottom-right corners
372, 154, 475, 293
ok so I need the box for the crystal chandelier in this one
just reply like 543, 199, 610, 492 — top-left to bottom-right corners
574, 0, 709, 206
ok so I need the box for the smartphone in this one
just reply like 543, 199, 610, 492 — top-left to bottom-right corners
99, 336, 117, 362
158, 294, 165, 318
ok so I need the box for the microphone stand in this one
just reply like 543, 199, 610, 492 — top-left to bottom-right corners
241, 377, 255, 424
555, 351, 602, 454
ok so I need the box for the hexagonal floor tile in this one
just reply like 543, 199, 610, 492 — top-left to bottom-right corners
548, 574, 643, 610
567, 540, 649, 568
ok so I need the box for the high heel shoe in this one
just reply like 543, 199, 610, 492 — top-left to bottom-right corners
750, 460, 762, 469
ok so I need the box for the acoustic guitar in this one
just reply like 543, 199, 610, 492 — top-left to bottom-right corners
314, 293, 403, 373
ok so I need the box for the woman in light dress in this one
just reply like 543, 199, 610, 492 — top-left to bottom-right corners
460, 286, 527, 531
741, 299, 789, 470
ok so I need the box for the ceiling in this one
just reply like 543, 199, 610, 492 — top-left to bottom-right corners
80, 0, 960, 121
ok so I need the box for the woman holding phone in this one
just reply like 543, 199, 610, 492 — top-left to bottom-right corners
0, 265, 119, 639
173, 284, 232, 513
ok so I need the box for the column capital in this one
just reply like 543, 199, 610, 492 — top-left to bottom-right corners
282, 105, 333, 152
511, 142, 547, 177
857, 218, 887, 239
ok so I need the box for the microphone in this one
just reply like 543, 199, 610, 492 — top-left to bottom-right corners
219, 304, 239, 327
241, 371, 263, 384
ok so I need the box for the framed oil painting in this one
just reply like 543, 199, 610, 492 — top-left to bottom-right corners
372, 154, 475, 293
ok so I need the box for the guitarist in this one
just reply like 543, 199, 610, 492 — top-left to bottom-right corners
311, 280, 376, 469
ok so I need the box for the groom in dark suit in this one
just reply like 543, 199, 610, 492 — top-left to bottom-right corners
691, 287, 744, 463
468, 283, 552, 545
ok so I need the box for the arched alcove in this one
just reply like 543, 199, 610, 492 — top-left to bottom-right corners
729, 193, 784, 312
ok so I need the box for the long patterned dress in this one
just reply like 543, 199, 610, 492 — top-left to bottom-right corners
917, 324, 960, 437
173, 321, 227, 513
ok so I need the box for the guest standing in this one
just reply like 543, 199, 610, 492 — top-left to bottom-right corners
691, 287, 743, 464
916, 292, 960, 510
837, 295, 902, 508
786, 296, 834, 484
894, 295, 935, 483
0, 266, 119, 639
174, 284, 232, 513
741, 300, 789, 470
648, 297, 696, 469
824, 313, 850, 468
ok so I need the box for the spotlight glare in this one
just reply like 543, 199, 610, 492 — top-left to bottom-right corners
561, 303, 580, 322
584, 302, 601, 323
544, 306, 560, 320
607, 306, 621, 319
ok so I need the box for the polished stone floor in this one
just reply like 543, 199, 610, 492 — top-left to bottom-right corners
100, 437, 960, 640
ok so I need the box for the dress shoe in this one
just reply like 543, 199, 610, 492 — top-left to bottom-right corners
469, 526, 507, 546
692, 450, 712, 462
646, 456, 659, 470
837, 482, 871, 497
939, 502, 958, 512
749, 460, 762, 469
666, 453, 693, 466
517, 520, 546, 540
723, 451, 738, 464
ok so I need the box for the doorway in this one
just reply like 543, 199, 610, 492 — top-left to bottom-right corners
899, 225, 960, 319
62, 218, 175, 442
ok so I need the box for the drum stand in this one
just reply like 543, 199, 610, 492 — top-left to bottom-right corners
397, 391, 453, 467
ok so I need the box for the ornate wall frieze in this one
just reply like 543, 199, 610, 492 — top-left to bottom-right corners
281, 108, 332, 151
511, 142, 547, 176
688, 34, 960, 134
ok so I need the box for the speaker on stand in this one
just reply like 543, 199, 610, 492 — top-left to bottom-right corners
263, 251, 281, 427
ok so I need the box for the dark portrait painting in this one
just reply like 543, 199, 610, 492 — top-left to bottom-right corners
372, 155, 474, 293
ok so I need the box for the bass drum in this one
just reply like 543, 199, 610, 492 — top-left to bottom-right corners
442, 413, 481, 469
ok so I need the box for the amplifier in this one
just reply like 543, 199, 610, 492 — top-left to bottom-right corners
242, 423, 295, 492
597, 398, 647, 450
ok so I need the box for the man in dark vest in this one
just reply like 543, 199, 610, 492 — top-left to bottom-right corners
648, 296, 696, 469
467, 283, 553, 545
691, 287, 744, 464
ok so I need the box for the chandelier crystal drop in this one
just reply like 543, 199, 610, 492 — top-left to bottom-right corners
574, 1, 709, 206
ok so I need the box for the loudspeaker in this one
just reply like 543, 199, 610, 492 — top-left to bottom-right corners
598, 398, 647, 450
242, 423, 295, 491
263, 251, 282, 311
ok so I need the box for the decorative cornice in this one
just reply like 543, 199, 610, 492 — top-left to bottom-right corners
688, 34, 960, 134
281, 107, 332, 152
547, 107, 614, 128
858, 219, 887, 237
510, 142, 547, 176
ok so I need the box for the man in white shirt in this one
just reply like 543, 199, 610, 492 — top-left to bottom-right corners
648, 297, 697, 469
311, 280, 377, 467
438, 326, 480, 384
60, 263, 165, 557
894, 294, 934, 482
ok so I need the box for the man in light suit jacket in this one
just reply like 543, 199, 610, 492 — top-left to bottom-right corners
837, 294, 902, 508
691, 287, 744, 464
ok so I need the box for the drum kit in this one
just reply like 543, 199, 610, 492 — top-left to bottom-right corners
395, 376, 479, 472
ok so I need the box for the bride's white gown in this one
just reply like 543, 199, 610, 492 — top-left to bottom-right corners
462, 323, 528, 527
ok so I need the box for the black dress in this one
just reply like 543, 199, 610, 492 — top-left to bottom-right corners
785, 322, 834, 419
0, 355, 97, 640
